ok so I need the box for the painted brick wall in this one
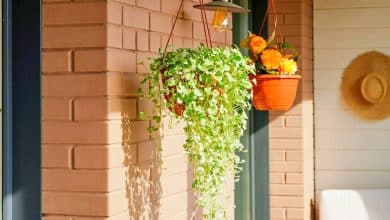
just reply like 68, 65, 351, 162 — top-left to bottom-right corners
42, 0, 232, 219
267, 0, 314, 220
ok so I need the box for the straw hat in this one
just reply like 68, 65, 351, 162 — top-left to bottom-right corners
341, 51, 390, 120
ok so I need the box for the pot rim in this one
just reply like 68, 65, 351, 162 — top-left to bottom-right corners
252, 74, 301, 79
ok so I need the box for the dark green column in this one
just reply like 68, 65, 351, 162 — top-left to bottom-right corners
233, 0, 270, 220
3, 0, 42, 219
233, 1, 251, 219
251, 1, 270, 219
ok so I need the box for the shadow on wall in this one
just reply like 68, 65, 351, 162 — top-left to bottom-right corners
121, 111, 201, 219
188, 166, 202, 219
121, 112, 162, 218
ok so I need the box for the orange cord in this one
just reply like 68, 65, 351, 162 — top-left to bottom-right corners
163, 0, 213, 53
258, 0, 283, 44
163, 0, 185, 53
199, 0, 213, 47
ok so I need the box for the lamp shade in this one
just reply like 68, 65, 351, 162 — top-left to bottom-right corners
193, 0, 250, 13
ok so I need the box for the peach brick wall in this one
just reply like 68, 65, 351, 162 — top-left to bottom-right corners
42, 0, 232, 219
268, 0, 314, 220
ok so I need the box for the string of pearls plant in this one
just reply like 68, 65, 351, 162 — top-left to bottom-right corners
138, 45, 255, 219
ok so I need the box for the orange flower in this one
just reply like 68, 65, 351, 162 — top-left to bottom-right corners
260, 49, 282, 70
249, 36, 267, 55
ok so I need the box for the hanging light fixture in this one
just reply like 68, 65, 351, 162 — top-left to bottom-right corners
193, 0, 250, 32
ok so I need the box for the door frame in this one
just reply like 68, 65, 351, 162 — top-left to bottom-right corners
3, 0, 41, 219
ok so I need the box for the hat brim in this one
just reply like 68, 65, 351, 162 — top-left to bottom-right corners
341, 51, 390, 120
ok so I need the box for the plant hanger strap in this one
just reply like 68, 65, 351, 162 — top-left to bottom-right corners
163, 0, 185, 53
199, 0, 213, 48
258, 0, 283, 43
163, 0, 213, 54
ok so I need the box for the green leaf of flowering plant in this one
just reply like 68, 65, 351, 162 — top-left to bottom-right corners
279, 42, 295, 50
267, 30, 276, 45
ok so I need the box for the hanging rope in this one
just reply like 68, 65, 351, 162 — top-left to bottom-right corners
163, 0, 185, 53
163, 0, 213, 54
199, 0, 209, 46
258, 0, 283, 44
270, 0, 283, 44
199, 0, 213, 48
258, 1, 271, 36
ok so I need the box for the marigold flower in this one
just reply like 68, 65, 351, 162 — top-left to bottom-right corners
249, 36, 267, 55
279, 58, 298, 75
260, 49, 282, 70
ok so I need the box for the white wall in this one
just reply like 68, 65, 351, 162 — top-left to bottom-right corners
314, 0, 390, 191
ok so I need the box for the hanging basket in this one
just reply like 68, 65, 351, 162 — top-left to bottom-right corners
166, 95, 185, 116
158, 0, 215, 117
250, 74, 301, 111
161, 68, 224, 116
160, 68, 185, 116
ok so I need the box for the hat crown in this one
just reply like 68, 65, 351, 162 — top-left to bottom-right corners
360, 72, 388, 104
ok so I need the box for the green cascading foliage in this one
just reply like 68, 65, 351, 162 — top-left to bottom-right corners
138, 45, 255, 219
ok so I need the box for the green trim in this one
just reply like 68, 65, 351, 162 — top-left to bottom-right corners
233, 0, 270, 219
251, 111, 270, 220
250, 1, 270, 219
3, 0, 42, 218
232, 1, 251, 219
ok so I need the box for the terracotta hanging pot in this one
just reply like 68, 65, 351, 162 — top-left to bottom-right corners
250, 74, 301, 111
161, 68, 224, 116
160, 68, 185, 116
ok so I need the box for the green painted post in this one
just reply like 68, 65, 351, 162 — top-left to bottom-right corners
251, 1, 270, 219
233, 1, 270, 220
232, 1, 251, 220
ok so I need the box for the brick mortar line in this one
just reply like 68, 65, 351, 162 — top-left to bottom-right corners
42, 47, 107, 51
110, 0, 135, 7
42, 187, 127, 194
43, 95, 139, 99
109, 22, 212, 41
42, 72, 134, 76
43, 167, 125, 171
43, 0, 107, 4
42, 213, 129, 218
43, 23, 107, 28
70, 50, 75, 73
42, 71, 137, 75
43, 118, 154, 124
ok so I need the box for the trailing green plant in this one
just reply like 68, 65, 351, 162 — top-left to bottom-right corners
138, 45, 255, 219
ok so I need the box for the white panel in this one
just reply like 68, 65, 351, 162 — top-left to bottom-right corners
315, 110, 390, 129
314, 0, 390, 9
316, 171, 390, 190
315, 28, 390, 49
314, 0, 390, 196
314, 48, 390, 70
314, 69, 343, 89
316, 150, 390, 170
315, 129, 390, 149
314, 8, 390, 29
314, 90, 344, 110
